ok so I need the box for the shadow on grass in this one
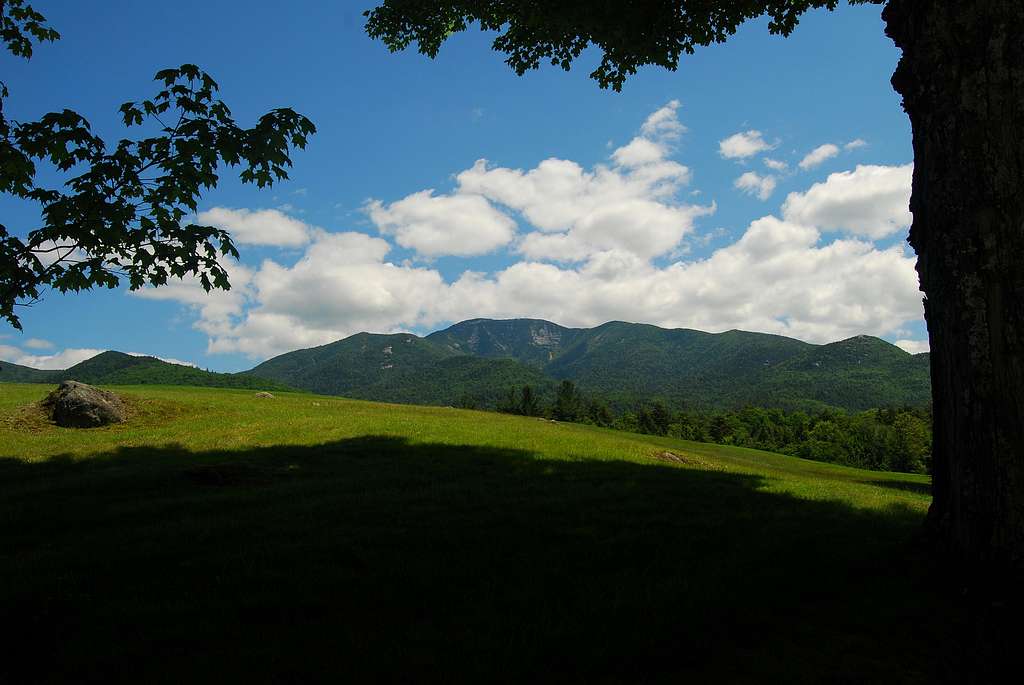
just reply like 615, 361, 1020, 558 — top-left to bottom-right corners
1, 436, 959, 684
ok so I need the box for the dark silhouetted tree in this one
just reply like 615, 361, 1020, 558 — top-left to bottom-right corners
585, 398, 614, 427
0, 1, 315, 328
496, 386, 520, 414
366, 0, 1024, 578
519, 384, 539, 416
552, 379, 581, 421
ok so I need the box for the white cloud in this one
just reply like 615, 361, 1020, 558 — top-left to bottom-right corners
429, 216, 921, 345
453, 101, 704, 263
845, 139, 868, 151
640, 99, 685, 139
0, 345, 197, 369
734, 171, 778, 200
456, 156, 695, 238
133, 260, 256, 346
611, 137, 665, 167
127, 103, 924, 363
516, 199, 712, 261
719, 130, 773, 159
23, 338, 53, 350
13, 348, 104, 370
196, 207, 312, 247
365, 190, 516, 257
782, 164, 913, 239
764, 158, 789, 172
894, 339, 929, 354
149, 209, 922, 360
187, 232, 449, 358
799, 143, 841, 170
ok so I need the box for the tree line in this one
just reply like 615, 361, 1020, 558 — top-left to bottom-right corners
486, 381, 932, 474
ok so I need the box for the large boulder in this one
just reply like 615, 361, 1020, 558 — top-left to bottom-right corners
41, 381, 126, 428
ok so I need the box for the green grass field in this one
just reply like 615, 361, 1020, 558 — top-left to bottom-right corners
1, 384, 960, 683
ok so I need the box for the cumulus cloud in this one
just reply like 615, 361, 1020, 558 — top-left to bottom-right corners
452, 102, 706, 263
894, 339, 929, 354
23, 338, 53, 350
156, 232, 450, 359
0, 344, 22, 360
360, 105, 695, 261
799, 143, 841, 170
133, 260, 256, 347
196, 207, 313, 247
719, 130, 773, 159
764, 158, 789, 172
0, 345, 196, 369
639, 99, 686, 139
146, 210, 922, 360
734, 171, 778, 201
126, 103, 924, 362
611, 137, 665, 167
9, 348, 104, 370
428, 216, 921, 346
782, 164, 913, 238
365, 191, 516, 257
845, 139, 868, 151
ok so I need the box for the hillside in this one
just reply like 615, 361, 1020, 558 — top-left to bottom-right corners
0, 384, 955, 682
0, 360, 61, 383
742, 335, 932, 410
540, 322, 811, 408
246, 332, 552, 405
0, 351, 288, 391
426, 319, 931, 411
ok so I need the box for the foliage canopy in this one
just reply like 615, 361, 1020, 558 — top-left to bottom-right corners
0, 0, 315, 328
366, 0, 883, 91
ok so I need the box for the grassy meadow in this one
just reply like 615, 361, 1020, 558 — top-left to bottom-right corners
1, 383, 960, 683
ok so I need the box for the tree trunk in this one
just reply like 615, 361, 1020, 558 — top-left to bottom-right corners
883, 0, 1024, 579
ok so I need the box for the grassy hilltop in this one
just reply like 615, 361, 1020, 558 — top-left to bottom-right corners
1, 384, 958, 683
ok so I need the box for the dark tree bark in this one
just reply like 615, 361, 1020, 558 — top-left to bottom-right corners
883, 0, 1024, 576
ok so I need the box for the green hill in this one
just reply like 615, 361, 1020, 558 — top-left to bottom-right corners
742, 335, 932, 410
246, 332, 551, 406
0, 383, 956, 682
540, 322, 811, 408
0, 360, 61, 383
0, 350, 288, 391
428, 319, 931, 411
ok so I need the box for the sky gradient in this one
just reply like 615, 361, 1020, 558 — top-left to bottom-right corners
0, 1, 925, 372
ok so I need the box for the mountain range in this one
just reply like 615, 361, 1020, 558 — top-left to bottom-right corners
2, 319, 932, 412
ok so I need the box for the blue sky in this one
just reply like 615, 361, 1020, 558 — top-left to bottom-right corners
0, 0, 925, 372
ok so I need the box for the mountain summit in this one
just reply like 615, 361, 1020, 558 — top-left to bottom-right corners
246, 319, 931, 412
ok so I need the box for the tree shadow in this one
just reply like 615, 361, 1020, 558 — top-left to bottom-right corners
0, 436, 961, 683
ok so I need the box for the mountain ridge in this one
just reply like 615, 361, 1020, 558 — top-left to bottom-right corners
3, 320, 930, 411
246, 318, 931, 412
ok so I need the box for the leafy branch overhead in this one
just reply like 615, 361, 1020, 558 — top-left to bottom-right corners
0, 1, 315, 329
365, 0, 882, 91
